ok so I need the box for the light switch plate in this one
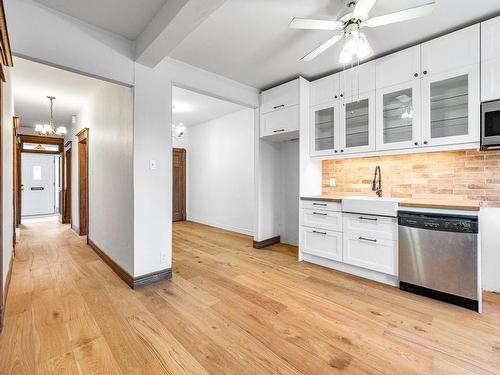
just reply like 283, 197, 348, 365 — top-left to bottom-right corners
149, 159, 157, 170
329, 178, 336, 187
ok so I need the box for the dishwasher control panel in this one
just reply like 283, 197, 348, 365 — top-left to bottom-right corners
398, 212, 478, 234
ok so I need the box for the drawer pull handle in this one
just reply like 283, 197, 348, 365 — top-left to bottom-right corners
358, 236, 377, 243
273, 104, 285, 109
358, 216, 377, 221
313, 230, 327, 235
312, 212, 327, 216
312, 203, 327, 206
273, 129, 285, 133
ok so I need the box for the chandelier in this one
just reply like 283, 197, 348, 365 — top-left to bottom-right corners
35, 96, 67, 136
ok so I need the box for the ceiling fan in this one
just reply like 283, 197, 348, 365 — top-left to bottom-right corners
289, 0, 436, 63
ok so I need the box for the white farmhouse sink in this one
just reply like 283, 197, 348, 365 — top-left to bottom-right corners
342, 196, 406, 217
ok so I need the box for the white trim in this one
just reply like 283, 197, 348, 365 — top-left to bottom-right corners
187, 216, 254, 236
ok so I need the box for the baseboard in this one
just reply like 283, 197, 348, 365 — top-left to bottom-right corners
187, 217, 253, 236
1, 248, 14, 334
71, 223, 80, 235
253, 235, 280, 249
133, 269, 172, 289
87, 239, 171, 289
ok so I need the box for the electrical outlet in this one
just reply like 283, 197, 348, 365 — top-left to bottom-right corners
329, 178, 336, 187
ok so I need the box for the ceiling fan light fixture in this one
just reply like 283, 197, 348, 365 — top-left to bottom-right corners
338, 31, 372, 64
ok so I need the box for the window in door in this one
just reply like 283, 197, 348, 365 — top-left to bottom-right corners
345, 98, 369, 148
382, 88, 414, 144
430, 74, 468, 139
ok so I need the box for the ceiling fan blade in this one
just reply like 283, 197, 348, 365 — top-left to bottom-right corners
301, 34, 343, 61
289, 18, 343, 31
365, 2, 436, 28
353, 0, 377, 17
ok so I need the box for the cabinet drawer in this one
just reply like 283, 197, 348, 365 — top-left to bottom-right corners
301, 200, 341, 212
261, 80, 299, 114
342, 213, 397, 241
261, 105, 299, 137
301, 227, 342, 262
301, 209, 342, 231
343, 234, 397, 276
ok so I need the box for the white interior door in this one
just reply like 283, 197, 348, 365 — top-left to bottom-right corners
21, 153, 56, 217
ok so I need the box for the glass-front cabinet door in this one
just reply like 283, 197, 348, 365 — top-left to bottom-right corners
376, 81, 421, 150
310, 101, 340, 156
421, 65, 480, 146
340, 91, 376, 154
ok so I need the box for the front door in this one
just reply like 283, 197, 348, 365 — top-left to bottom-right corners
21, 153, 56, 216
172, 148, 186, 222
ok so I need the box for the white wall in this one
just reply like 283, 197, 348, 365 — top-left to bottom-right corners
5, 0, 134, 86
280, 140, 299, 246
67, 82, 134, 274
185, 108, 254, 235
133, 59, 259, 277
2, 68, 14, 293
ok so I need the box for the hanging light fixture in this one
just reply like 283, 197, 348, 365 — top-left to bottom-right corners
35, 96, 67, 137
338, 29, 372, 65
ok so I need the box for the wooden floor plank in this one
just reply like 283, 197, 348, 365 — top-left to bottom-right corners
0, 220, 499, 374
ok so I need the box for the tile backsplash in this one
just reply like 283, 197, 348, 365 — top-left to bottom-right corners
322, 149, 500, 207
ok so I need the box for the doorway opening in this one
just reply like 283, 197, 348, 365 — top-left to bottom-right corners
170, 84, 257, 254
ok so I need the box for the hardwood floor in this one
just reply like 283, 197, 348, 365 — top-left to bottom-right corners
1, 220, 500, 374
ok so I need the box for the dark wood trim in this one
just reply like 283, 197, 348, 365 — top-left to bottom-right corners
76, 128, 88, 142
253, 235, 281, 249
19, 134, 64, 146
88, 239, 134, 288
88, 239, 171, 289
12, 117, 18, 246
64, 140, 72, 148
133, 269, 172, 289
0, 248, 13, 334
0, 0, 13, 68
64, 144, 72, 224
21, 149, 61, 155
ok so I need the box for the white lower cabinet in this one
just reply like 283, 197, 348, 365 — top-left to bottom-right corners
301, 208, 342, 231
342, 213, 397, 241
343, 234, 397, 276
301, 227, 342, 262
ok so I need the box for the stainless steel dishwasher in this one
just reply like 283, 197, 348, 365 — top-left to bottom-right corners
398, 211, 479, 311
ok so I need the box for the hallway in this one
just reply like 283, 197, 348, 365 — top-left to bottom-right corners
1, 221, 500, 374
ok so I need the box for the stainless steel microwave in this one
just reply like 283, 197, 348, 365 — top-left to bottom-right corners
482, 100, 500, 149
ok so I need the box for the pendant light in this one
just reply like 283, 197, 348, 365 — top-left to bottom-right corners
35, 96, 67, 137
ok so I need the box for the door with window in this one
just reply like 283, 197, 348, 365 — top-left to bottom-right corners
21, 153, 56, 216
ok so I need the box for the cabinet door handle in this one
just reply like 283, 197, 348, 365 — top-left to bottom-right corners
423, 140, 428, 145
414, 141, 419, 146
423, 70, 428, 75
334, 150, 338, 153
358, 216, 377, 221
312, 212, 327, 216
340, 94, 344, 98
273, 104, 285, 110
340, 149, 344, 153
358, 236, 377, 242
313, 230, 327, 235
414, 73, 419, 77
273, 129, 285, 133
334, 95, 338, 99
312, 203, 327, 206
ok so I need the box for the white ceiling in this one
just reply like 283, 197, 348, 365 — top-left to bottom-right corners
169, 0, 500, 89
172, 86, 245, 128
33, 0, 168, 40
12, 57, 105, 128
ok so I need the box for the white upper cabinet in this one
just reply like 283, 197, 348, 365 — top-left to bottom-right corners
261, 79, 299, 114
310, 101, 341, 157
421, 24, 480, 77
481, 15, 500, 61
310, 74, 340, 107
481, 16, 500, 102
340, 61, 376, 98
340, 91, 376, 154
261, 105, 299, 138
376, 80, 422, 151
421, 64, 480, 147
376, 45, 421, 89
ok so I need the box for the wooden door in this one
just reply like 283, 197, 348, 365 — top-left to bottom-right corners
172, 148, 186, 222
78, 129, 89, 236
64, 145, 72, 224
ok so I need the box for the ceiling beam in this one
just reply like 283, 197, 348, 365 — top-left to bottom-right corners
135, 0, 227, 68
